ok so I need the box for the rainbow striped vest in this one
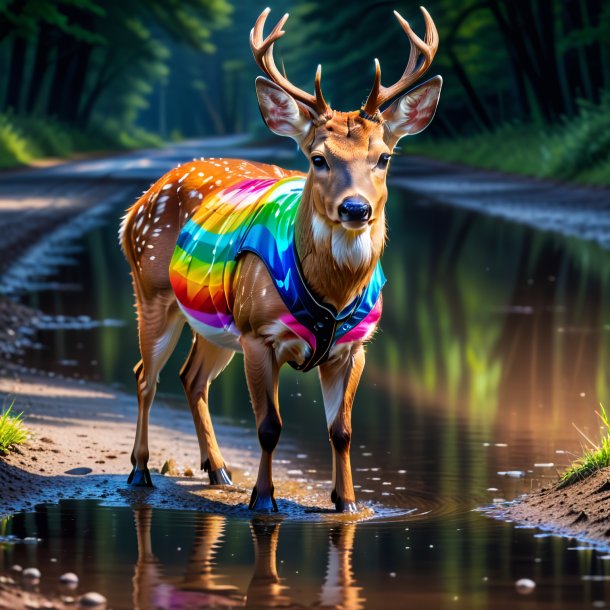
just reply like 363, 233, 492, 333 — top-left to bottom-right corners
169, 176, 385, 371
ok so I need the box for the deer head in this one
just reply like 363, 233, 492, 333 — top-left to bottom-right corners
251, 7, 442, 259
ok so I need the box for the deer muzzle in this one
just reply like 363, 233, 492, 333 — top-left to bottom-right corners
338, 197, 372, 225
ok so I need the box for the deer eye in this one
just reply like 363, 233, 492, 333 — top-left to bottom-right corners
377, 153, 392, 169
311, 155, 329, 169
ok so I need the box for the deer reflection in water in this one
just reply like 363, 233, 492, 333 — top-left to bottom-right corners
132, 506, 364, 610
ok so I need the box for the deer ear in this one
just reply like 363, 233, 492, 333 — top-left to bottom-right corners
382, 76, 442, 146
255, 77, 313, 144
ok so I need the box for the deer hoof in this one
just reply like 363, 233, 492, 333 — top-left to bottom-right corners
127, 467, 153, 487
208, 467, 233, 486
249, 485, 278, 513
334, 496, 358, 513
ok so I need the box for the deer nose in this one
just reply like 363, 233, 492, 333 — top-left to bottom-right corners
338, 197, 372, 223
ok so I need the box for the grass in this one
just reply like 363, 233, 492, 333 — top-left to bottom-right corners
0, 113, 162, 170
0, 405, 28, 455
558, 404, 610, 489
409, 92, 610, 187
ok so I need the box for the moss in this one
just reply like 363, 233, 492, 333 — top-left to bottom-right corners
0, 113, 162, 170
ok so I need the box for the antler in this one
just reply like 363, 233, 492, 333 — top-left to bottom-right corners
250, 8, 330, 117
362, 7, 439, 116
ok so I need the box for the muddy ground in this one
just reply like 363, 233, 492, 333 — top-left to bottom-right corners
488, 469, 610, 545
0, 369, 363, 521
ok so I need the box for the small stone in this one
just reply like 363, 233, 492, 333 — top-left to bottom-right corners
65, 467, 92, 476
60, 572, 79, 589
60, 572, 79, 584
11, 564, 23, 574
184, 467, 194, 477
161, 458, 177, 475
515, 578, 536, 594
79, 592, 107, 607
23, 567, 41, 580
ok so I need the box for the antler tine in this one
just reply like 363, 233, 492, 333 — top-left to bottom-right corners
250, 8, 329, 116
362, 6, 439, 115
314, 64, 327, 111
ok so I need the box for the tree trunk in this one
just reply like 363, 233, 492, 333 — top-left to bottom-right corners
62, 41, 93, 122
447, 47, 494, 130
5, 34, 27, 112
580, 0, 603, 103
47, 34, 75, 119
25, 23, 52, 114
487, 0, 563, 122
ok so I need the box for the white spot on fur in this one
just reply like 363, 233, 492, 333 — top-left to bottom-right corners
117, 212, 129, 239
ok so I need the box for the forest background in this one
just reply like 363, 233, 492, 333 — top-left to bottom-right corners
0, 0, 608, 184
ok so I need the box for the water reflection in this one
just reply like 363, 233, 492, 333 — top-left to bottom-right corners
132, 506, 363, 610
4, 501, 610, 609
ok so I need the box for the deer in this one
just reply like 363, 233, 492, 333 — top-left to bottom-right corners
119, 6, 441, 513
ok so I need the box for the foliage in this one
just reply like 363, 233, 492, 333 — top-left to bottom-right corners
407, 90, 610, 185
559, 405, 610, 488
0, 405, 28, 455
1, 1, 608, 174
0, 112, 161, 169
253, 0, 608, 136
0, 0, 231, 140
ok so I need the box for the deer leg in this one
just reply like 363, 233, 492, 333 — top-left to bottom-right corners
180, 333, 234, 485
128, 295, 184, 486
319, 344, 365, 513
242, 333, 281, 512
